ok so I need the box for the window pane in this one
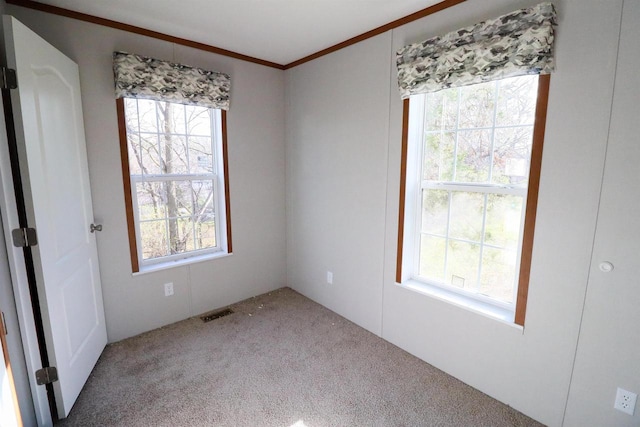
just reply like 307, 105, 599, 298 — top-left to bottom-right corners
485, 194, 523, 249
156, 102, 172, 134
458, 82, 496, 129
139, 133, 161, 175
480, 247, 517, 303
419, 235, 446, 282
421, 189, 449, 236
496, 76, 538, 126
192, 180, 214, 219
193, 181, 216, 250
188, 136, 214, 174
137, 99, 158, 133
127, 133, 142, 175
166, 180, 194, 217
424, 90, 458, 131
423, 132, 455, 181
166, 218, 178, 253
136, 182, 166, 221
140, 220, 169, 260
176, 217, 196, 253
446, 240, 480, 290
124, 99, 139, 132
168, 104, 187, 135
196, 220, 217, 250
449, 192, 484, 242
492, 127, 533, 186
160, 135, 189, 174
455, 130, 491, 183
186, 106, 212, 136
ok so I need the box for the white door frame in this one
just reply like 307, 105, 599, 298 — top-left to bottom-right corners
0, 83, 53, 426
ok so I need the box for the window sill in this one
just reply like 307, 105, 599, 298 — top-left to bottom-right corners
132, 251, 232, 276
397, 279, 522, 330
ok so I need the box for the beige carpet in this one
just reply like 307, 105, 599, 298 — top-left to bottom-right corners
58, 288, 543, 426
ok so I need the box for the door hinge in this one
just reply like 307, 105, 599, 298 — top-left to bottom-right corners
35, 366, 58, 385
0, 67, 17, 89
11, 227, 38, 247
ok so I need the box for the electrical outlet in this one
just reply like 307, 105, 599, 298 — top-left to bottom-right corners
164, 282, 174, 297
614, 387, 637, 415
326, 271, 333, 284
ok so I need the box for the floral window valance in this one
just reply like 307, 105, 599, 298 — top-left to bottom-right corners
396, 2, 556, 99
113, 51, 231, 110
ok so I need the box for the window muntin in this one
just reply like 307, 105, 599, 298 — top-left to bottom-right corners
123, 98, 228, 267
409, 75, 539, 308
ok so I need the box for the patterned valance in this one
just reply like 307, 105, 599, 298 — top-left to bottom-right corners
396, 2, 556, 99
113, 51, 230, 110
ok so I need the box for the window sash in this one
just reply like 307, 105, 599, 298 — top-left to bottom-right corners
412, 187, 527, 309
131, 175, 222, 266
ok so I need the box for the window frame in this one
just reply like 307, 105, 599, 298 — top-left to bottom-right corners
116, 98, 233, 273
396, 74, 550, 326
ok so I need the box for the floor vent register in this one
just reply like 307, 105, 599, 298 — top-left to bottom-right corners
200, 308, 234, 323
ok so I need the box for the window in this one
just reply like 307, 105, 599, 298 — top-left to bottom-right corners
117, 98, 231, 272
394, 2, 556, 325
112, 51, 232, 273
397, 75, 550, 324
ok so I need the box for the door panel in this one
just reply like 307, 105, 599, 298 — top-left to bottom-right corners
62, 261, 99, 359
3, 15, 107, 418
34, 69, 87, 259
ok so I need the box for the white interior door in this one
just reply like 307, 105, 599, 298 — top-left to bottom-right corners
3, 15, 107, 418
563, 0, 640, 426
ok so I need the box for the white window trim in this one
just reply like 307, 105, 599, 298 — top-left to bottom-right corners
399, 279, 519, 327
132, 251, 232, 276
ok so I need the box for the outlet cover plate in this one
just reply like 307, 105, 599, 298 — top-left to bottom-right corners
164, 282, 174, 297
614, 387, 637, 415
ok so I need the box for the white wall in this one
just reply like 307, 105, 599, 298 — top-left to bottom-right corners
285, 32, 392, 334
5, 6, 287, 342
563, 0, 640, 425
286, 0, 627, 425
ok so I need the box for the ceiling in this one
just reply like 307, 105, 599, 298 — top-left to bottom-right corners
32, 0, 442, 65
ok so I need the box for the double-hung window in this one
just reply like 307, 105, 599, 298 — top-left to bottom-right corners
402, 75, 547, 319
396, 3, 556, 325
123, 99, 228, 266
113, 52, 232, 272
